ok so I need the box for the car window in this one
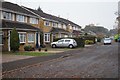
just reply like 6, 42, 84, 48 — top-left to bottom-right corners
65, 40, 70, 42
58, 40, 64, 42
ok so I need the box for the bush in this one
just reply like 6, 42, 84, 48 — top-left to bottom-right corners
84, 35, 96, 43
85, 40, 94, 45
24, 45, 34, 51
10, 27, 20, 52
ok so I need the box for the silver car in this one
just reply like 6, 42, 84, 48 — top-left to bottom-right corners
103, 38, 112, 45
51, 39, 77, 48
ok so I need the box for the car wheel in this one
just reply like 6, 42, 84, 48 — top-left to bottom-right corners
52, 44, 56, 48
69, 44, 73, 48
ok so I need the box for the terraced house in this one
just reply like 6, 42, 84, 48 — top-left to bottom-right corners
1, 1, 82, 51
1, 1, 42, 51
23, 7, 82, 45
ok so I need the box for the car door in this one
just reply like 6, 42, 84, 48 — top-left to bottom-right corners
57, 39, 64, 47
63, 40, 70, 47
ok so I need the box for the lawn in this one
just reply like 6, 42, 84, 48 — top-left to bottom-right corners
3, 52, 53, 56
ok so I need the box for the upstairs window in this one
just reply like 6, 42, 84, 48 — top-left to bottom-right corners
44, 21, 50, 26
52, 22, 57, 27
16, 15, 25, 22
30, 17, 38, 24
3, 12, 12, 20
58, 23, 62, 28
63, 24, 66, 30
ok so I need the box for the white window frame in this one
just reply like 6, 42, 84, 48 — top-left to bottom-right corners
44, 21, 50, 26
16, 15, 25, 22
63, 24, 66, 30
69, 25, 72, 29
52, 22, 57, 27
2, 12, 12, 20
58, 23, 62, 28
30, 17, 38, 24
19, 32, 26, 44
28, 33, 35, 43
44, 33, 50, 42
0, 31, 4, 45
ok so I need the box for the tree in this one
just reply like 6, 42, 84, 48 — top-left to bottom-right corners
10, 27, 20, 52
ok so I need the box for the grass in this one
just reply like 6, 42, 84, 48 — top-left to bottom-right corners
3, 51, 53, 56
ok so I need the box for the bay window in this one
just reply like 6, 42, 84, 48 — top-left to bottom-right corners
28, 33, 35, 43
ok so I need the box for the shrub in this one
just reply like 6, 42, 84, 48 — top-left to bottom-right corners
24, 45, 33, 51
44, 48, 47, 52
10, 27, 20, 52
85, 40, 94, 45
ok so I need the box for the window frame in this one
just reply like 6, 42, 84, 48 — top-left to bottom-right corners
16, 14, 25, 22
28, 33, 35, 43
30, 17, 38, 24
44, 33, 50, 42
44, 21, 50, 26
3, 12, 12, 20
0, 31, 4, 45
19, 32, 26, 44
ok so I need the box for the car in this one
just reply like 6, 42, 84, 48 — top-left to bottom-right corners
103, 38, 112, 45
51, 38, 77, 48
118, 37, 120, 42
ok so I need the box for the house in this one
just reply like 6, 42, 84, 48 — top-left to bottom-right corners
1, 1, 42, 51
22, 6, 82, 45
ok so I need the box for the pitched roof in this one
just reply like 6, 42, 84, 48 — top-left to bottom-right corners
50, 27, 69, 33
2, 20, 42, 32
23, 6, 81, 28
2, 1, 37, 17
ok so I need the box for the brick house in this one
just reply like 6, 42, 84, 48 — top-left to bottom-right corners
1, 1, 42, 51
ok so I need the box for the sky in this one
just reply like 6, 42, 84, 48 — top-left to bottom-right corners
4, 0, 119, 30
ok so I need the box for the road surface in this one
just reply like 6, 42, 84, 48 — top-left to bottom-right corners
2, 43, 119, 78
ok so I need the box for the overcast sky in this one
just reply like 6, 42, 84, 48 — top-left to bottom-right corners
4, 0, 119, 30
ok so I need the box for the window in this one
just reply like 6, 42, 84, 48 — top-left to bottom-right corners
58, 40, 64, 43
3, 12, 12, 20
30, 17, 38, 24
0, 32, 4, 45
65, 40, 70, 42
44, 21, 50, 26
52, 22, 57, 27
19, 33, 26, 43
63, 24, 66, 30
58, 23, 62, 28
16, 15, 25, 22
28, 33, 35, 43
44, 33, 50, 42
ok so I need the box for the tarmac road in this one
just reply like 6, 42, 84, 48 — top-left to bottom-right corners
2, 43, 119, 78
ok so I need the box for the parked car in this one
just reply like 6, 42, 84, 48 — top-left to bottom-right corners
51, 38, 77, 48
103, 38, 112, 45
118, 37, 120, 42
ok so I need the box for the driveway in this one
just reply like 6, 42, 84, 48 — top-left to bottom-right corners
2, 43, 118, 78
